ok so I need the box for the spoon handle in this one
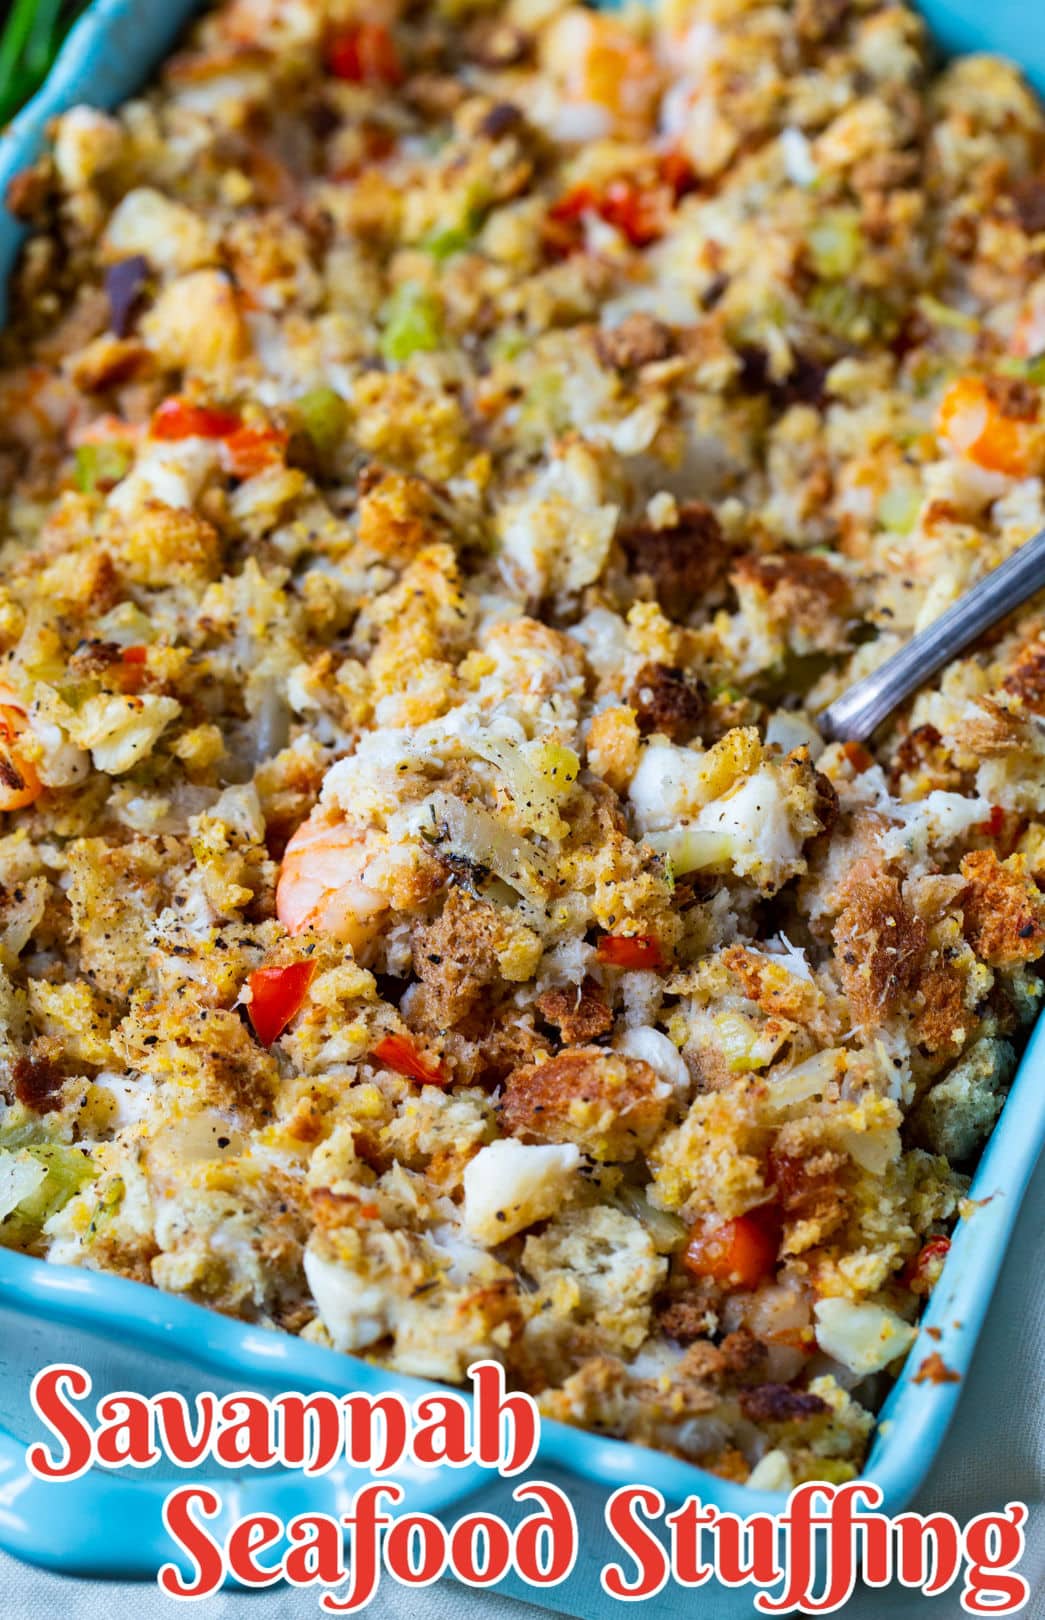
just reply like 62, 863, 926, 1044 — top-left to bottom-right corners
819, 524, 1045, 743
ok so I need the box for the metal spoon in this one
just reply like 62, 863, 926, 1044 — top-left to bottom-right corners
818, 525, 1045, 742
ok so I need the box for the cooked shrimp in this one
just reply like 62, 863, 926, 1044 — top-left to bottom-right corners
0, 686, 42, 812
544, 11, 662, 138
935, 374, 1044, 478
275, 806, 391, 953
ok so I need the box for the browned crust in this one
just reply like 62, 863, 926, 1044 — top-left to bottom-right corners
719, 1326, 772, 1385
721, 944, 817, 1022
769, 1146, 849, 1242
953, 698, 1026, 756
411, 887, 507, 1030
794, 0, 851, 46
1002, 640, 1045, 713
619, 501, 732, 620
595, 313, 674, 370
1012, 176, 1045, 236
534, 977, 614, 1045
657, 1297, 712, 1345
912, 1351, 961, 1385
499, 1046, 669, 1160
357, 466, 441, 560
310, 1187, 372, 1230
68, 336, 150, 394
915, 961, 968, 1056
11, 1039, 66, 1113
890, 723, 943, 780
832, 864, 928, 1028
983, 375, 1039, 422
628, 661, 705, 742
959, 849, 1045, 968
831, 862, 970, 1051
731, 549, 852, 618
739, 1382, 828, 1422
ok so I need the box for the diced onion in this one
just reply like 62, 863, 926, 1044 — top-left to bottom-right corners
646, 827, 733, 874
766, 1049, 845, 1110
814, 1298, 917, 1376
0, 1150, 47, 1221
747, 1449, 794, 1492
427, 791, 552, 900
614, 1185, 689, 1253
468, 733, 578, 840
837, 1124, 901, 1175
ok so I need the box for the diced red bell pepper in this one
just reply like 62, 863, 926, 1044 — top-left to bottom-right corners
548, 178, 668, 253
326, 23, 402, 87
548, 185, 597, 226
372, 1032, 447, 1084
902, 1236, 951, 1296
978, 805, 1007, 840
543, 186, 595, 257
117, 644, 150, 692
597, 178, 666, 247
0, 701, 41, 812
152, 398, 242, 441
659, 146, 698, 201
683, 1209, 780, 1291
842, 740, 874, 773
596, 933, 664, 970
222, 423, 289, 479
247, 961, 316, 1046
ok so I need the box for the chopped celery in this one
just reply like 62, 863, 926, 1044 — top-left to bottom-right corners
74, 441, 133, 494
877, 485, 922, 535
708, 679, 744, 703
998, 352, 1045, 385
806, 209, 862, 279
520, 370, 568, 435
755, 649, 837, 703
422, 178, 489, 260
469, 733, 577, 840
293, 386, 349, 458
422, 222, 475, 261
712, 1010, 780, 1073
0, 1142, 95, 1239
86, 1175, 125, 1237
0, 1108, 46, 1151
54, 676, 101, 711
379, 283, 442, 362
808, 281, 893, 343
490, 327, 527, 363
19, 1143, 96, 1222
916, 294, 979, 334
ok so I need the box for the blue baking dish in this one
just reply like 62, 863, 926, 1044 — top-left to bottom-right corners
1, 0, 1044, 1602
